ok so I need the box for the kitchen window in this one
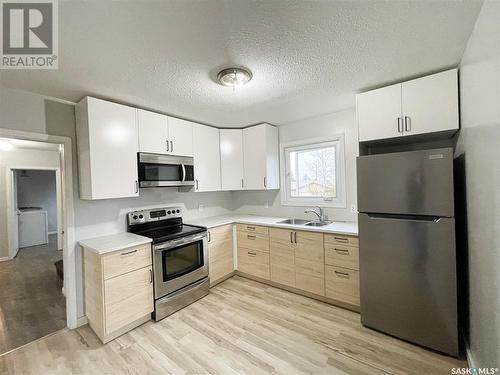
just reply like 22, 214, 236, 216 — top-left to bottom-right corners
281, 136, 346, 207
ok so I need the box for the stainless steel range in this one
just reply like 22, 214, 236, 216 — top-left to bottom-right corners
127, 207, 209, 321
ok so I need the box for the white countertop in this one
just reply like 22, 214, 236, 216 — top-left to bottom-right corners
188, 214, 358, 236
79, 232, 152, 254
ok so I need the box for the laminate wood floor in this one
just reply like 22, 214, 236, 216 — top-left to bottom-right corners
0, 235, 66, 355
0, 276, 465, 374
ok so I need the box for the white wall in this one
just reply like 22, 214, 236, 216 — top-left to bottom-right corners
457, 0, 500, 367
16, 170, 58, 232
232, 109, 358, 222
0, 148, 60, 258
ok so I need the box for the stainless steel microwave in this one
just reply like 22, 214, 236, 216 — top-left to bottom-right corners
138, 153, 195, 187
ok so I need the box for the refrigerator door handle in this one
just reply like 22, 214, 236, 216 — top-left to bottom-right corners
365, 213, 443, 222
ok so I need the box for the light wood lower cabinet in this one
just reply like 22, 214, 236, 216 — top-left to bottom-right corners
325, 266, 360, 306
208, 225, 234, 285
83, 243, 153, 343
269, 228, 295, 287
237, 225, 270, 279
295, 231, 324, 296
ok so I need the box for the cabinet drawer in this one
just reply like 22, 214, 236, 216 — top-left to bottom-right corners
103, 244, 152, 279
295, 257, 324, 296
208, 224, 233, 244
270, 241, 295, 287
324, 234, 359, 247
208, 238, 234, 283
237, 224, 269, 236
325, 244, 359, 270
104, 266, 153, 334
325, 265, 359, 306
238, 248, 270, 280
237, 231, 269, 252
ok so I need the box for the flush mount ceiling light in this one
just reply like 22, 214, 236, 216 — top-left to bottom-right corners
217, 67, 252, 88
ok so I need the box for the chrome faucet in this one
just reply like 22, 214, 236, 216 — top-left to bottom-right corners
304, 206, 328, 222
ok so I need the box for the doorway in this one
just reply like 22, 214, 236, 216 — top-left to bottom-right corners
0, 138, 66, 354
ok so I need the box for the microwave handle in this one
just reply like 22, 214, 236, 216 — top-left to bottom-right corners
181, 163, 186, 182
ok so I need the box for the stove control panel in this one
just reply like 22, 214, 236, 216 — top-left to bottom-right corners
128, 206, 182, 225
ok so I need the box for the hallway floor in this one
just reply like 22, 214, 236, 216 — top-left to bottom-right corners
0, 235, 66, 354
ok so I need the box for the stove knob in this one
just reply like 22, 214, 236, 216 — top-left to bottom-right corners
139, 214, 144, 219
133, 215, 138, 220
167, 210, 171, 215
176, 209, 180, 213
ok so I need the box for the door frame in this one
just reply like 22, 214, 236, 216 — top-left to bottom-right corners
6, 166, 62, 258
0, 128, 77, 329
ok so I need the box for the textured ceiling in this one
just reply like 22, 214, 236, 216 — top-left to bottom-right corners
0, 0, 483, 127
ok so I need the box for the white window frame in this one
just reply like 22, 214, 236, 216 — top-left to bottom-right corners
280, 135, 346, 208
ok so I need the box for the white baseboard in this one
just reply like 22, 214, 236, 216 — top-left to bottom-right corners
0, 256, 10, 262
76, 316, 88, 328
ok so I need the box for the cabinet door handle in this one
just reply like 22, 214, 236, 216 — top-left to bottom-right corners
404, 116, 411, 132
208, 231, 211, 243
264, 177, 267, 188
334, 248, 350, 255
171, 140, 174, 152
290, 232, 293, 243
334, 236, 348, 243
135, 180, 139, 194
397, 117, 403, 133
121, 249, 137, 256
246, 226, 256, 231
166, 140, 170, 152
241, 179, 244, 188
334, 270, 350, 278
195, 179, 199, 190
247, 251, 257, 257
247, 234, 256, 240
294, 232, 297, 244
150, 269, 153, 284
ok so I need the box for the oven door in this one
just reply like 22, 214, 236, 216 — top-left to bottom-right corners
153, 232, 208, 298
138, 153, 194, 187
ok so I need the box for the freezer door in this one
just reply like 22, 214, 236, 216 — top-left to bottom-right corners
358, 213, 458, 356
357, 148, 454, 216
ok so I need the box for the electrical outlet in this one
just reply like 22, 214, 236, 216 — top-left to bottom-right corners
198, 204, 204, 212
350, 204, 357, 213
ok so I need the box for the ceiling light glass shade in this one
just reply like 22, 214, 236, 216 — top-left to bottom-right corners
0, 140, 13, 151
217, 67, 252, 87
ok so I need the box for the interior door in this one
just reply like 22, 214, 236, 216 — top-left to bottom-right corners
358, 213, 458, 356
402, 69, 459, 136
138, 109, 168, 154
357, 148, 454, 216
357, 83, 403, 142
167, 117, 193, 157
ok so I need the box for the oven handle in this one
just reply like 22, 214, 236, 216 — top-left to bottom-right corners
153, 233, 207, 251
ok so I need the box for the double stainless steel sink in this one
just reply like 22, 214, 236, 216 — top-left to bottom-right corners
277, 218, 331, 227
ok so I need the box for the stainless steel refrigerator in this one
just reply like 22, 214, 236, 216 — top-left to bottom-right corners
357, 148, 458, 356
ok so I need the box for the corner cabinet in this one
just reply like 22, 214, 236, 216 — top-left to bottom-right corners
76, 97, 139, 200
357, 69, 458, 142
242, 124, 280, 190
220, 129, 244, 190
193, 124, 221, 192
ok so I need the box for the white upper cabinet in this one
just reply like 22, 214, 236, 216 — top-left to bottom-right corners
243, 124, 280, 190
357, 84, 402, 142
193, 124, 221, 192
76, 97, 139, 200
167, 117, 194, 157
401, 69, 459, 136
138, 110, 193, 156
357, 69, 458, 142
220, 129, 244, 190
137, 109, 168, 154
